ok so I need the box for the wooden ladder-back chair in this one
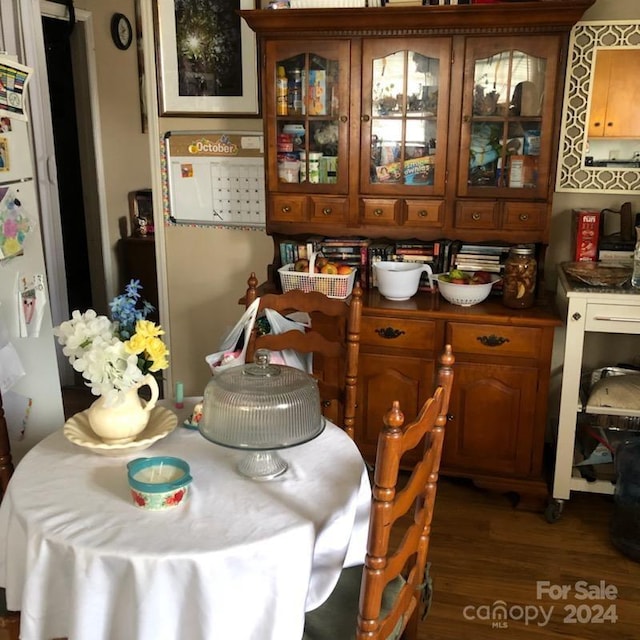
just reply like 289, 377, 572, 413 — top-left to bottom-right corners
245, 272, 363, 439
304, 344, 454, 640
0, 391, 19, 640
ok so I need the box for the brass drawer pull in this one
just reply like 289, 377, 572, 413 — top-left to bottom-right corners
375, 327, 406, 339
373, 208, 384, 217
472, 212, 481, 221
477, 334, 510, 347
281, 205, 291, 213
322, 207, 332, 216
418, 210, 428, 217
519, 213, 529, 221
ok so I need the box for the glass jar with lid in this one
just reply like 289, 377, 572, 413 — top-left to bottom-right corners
502, 245, 537, 309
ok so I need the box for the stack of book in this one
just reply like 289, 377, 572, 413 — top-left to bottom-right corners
278, 238, 311, 266
392, 240, 440, 291
289, 0, 368, 6
453, 243, 510, 275
367, 242, 395, 287
318, 237, 371, 288
383, 0, 425, 6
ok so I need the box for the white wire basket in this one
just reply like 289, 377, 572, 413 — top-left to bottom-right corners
278, 252, 356, 299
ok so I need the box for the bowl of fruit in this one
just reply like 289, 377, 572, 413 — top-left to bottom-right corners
435, 270, 500, 307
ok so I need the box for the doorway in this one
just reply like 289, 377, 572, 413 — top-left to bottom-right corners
39, 2, 109, 385
42, 15, 92, 313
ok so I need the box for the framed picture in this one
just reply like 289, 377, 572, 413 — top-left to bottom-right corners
129, 189, 154, 237
155, 0, 259, 117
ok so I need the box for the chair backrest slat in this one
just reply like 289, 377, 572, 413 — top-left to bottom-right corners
357, 344, 454, 640
244, 272, 362, 439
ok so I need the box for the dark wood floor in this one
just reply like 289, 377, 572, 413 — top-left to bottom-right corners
422, 477, 639, 639
61, 386, 639, 638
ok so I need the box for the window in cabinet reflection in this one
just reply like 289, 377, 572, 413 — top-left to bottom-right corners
369, 50, 440, 186
468, 50, 545, 189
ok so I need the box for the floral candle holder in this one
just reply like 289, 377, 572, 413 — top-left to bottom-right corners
127, 456, 192, 511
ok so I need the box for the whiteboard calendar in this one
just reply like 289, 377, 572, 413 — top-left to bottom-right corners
163, 131, 265, 229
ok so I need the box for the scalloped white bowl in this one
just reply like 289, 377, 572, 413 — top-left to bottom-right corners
64, 405, 178, 456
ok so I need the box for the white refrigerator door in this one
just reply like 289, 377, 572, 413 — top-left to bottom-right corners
0, 119, 34, 182
0, 178, 64, 461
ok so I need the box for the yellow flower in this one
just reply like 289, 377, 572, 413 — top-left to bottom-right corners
135, 319, 164, 339
124, 333, 148, 356
145, 337, 170, 371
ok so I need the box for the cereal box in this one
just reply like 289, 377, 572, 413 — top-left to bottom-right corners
572, 209, 601, 262
307, 70, 327, 116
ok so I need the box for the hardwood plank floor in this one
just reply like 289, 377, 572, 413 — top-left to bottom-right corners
421, 477, 639, 639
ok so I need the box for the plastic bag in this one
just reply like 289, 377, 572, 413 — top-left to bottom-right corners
205, 298, 260, 375
262, 307, 312, 373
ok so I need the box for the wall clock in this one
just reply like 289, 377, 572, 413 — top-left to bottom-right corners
111, 13, 132, 51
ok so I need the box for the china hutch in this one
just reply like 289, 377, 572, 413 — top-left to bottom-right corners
242, 0, 595, 510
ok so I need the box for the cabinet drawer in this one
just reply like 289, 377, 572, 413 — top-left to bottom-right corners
361, 198, 400, 224
309, 197, 348, 223
405, 199, 444, 226
455, 201, 499, 229
270, 195, 307, 222
503, 202, 547, 231
447, 322, 543, 359
361, 316, 436, 351
585, 303, 640, 334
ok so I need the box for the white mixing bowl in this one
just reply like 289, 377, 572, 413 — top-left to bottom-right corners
373, 262, 433, 301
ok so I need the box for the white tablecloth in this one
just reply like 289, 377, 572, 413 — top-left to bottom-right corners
0, 403, 370, 640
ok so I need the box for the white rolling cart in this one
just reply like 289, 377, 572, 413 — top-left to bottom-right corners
549, 265, 640, 522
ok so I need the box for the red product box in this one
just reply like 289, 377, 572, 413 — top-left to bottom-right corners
572, 209, 601, 262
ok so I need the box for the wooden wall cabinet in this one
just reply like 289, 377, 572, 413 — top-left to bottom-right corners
588, 49, 640, 139
242, 1, 593, 508
243, 1, 594, 245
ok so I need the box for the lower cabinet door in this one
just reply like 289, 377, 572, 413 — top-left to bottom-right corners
356, 352, 434, 465
442, 361, 539, 477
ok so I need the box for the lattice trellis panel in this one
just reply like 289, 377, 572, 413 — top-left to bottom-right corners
556, 21, 640, 194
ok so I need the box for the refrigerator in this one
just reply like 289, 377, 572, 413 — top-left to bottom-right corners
0, 57, 65, 463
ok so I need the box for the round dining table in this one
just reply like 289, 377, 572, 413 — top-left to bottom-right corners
0, 399, 371, 640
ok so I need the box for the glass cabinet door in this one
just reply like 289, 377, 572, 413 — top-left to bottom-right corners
265, 41, 350, 192
459, 37, 559, 198
361, 39, 451, 195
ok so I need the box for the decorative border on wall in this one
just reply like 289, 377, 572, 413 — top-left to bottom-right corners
555, 21, 640, 194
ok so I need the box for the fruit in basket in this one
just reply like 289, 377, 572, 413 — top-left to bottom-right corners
471, 271, 492, 284
320, 262, 339, 275
336, 264, 352, 275
294, 258, 309, 272
314, 256, 329, 273
440, 269, 471, 284
440, 269, 491, 285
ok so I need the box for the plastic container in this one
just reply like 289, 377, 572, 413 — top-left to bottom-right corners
611, 437, 640, 561
278, 252, 356, 299
276, 66, 288, 116
299, 151, 322, 183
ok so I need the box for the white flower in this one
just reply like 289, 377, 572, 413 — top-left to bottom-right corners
54, 282, 169, 405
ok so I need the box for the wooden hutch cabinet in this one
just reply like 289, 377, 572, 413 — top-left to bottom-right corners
242, 1, 594, 509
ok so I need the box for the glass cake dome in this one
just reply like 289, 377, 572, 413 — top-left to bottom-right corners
199, 349, 324, 479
